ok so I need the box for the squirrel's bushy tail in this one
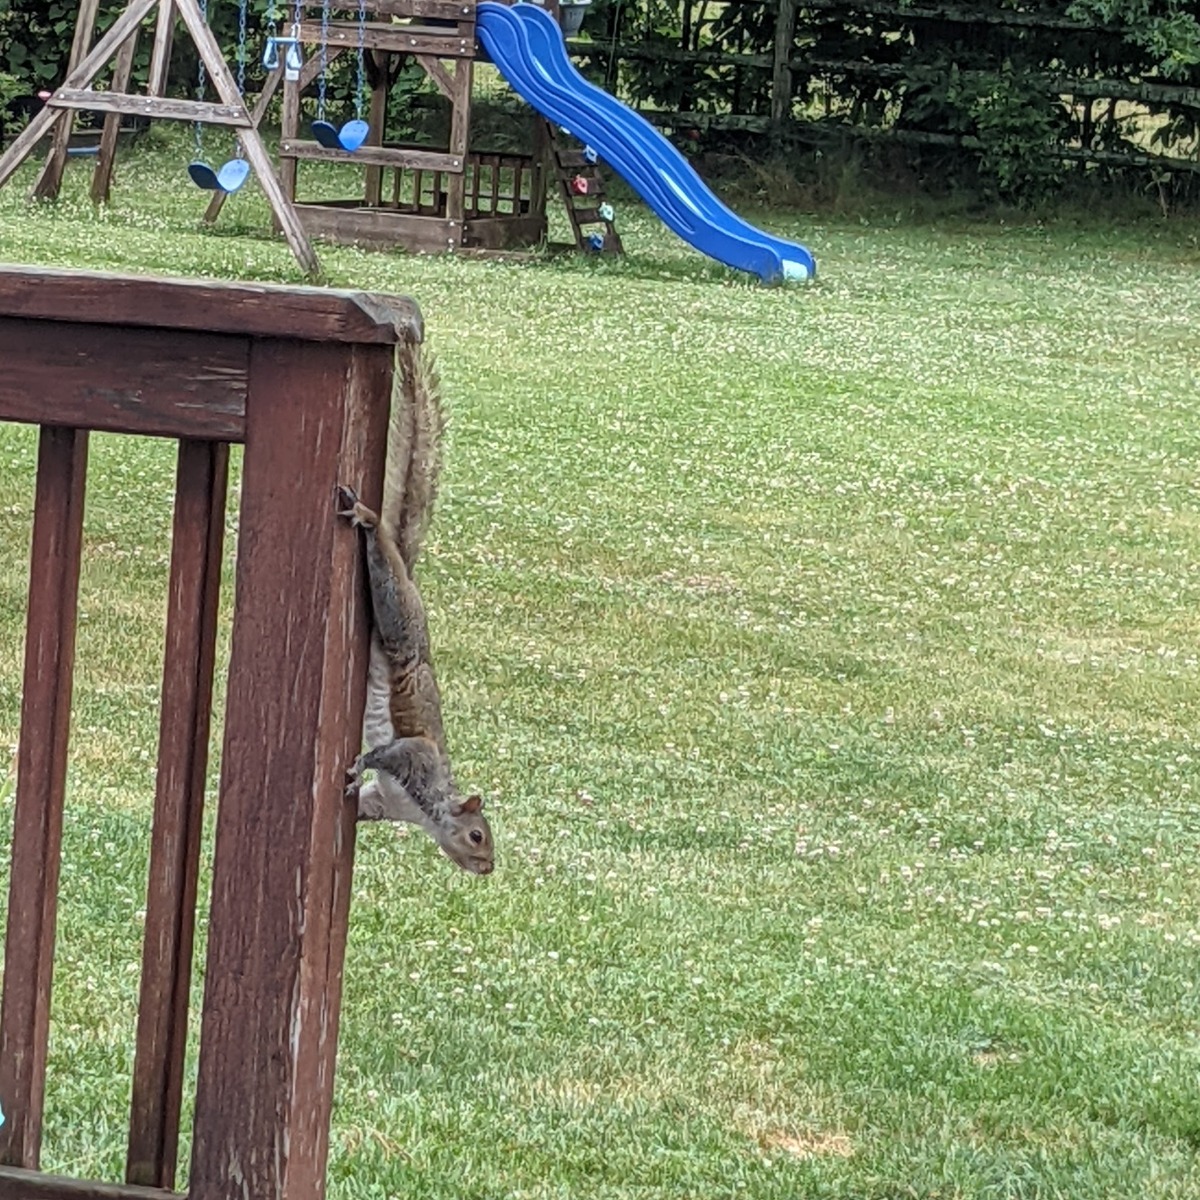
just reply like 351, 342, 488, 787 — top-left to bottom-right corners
380, 343, 445, 570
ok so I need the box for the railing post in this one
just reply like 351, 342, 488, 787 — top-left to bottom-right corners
126, 441, 229, 1190
189, 340, 393, 1200
0, 428, 89, 1169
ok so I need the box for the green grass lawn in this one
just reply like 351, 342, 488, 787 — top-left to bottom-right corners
1, 131, 1200, 1199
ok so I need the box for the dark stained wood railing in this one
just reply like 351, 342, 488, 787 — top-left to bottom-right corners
0, 265, 422, 1200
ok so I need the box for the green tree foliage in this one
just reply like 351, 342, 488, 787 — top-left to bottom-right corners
0, 0, 366, 131
1067, 0, 1200, 76
589, 0, 1200, 203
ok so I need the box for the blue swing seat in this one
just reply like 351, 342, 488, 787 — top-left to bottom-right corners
311, 118, 370, 152
188, 158, 251, 193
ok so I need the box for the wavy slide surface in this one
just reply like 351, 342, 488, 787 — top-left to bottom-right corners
476, 2, 815, 283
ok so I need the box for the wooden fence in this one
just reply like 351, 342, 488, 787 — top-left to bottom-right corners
567, 0, 1200, 177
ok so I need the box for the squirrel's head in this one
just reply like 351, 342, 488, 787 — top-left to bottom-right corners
439, 794, 494, 875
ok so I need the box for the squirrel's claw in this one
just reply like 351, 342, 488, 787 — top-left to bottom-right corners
336, 484, 360, 520
345, 754, 366, 796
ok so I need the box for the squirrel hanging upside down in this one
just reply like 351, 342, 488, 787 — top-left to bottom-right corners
339, 348, 494, 876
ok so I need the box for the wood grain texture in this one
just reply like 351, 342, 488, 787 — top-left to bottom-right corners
126, 441, 229, 1190
0, 1166, 182, 1200
189, 339, 392, 1200
363, 58, 390, 208
445, 56, 472, 225
368, 0, 474, 19
29, 0, 101, 200
0, 0, 157, 191
48, 90, 250, 125
462, 212, 546, 250
0, 319, 249, 441
0, 427, 89, 1169
146, 0, 175, 96
280, 140, 463, 173
280, 70, 301, 207
298, 20, 473, 56
294, 203, 460, 252
90, 26, 140, 204
0, 265, 422, 345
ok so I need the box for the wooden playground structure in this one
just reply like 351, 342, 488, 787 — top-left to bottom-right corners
0, 263, 414, 1200
0, 0, 621, 277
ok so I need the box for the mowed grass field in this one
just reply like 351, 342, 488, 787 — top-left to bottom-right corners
1, 133, 1199, 1198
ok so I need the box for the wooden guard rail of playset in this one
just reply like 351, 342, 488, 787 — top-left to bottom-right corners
270, 0, 555, 253
0, 263, 419, 1200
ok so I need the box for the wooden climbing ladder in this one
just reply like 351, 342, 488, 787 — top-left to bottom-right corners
544, 122, 621, 254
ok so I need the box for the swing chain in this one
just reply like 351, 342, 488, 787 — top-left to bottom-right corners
237, 0, 248, 94
355, 0, 366, 120
235, 0, 248, 157
195, 0, 208, 157
318, 0, 330, 120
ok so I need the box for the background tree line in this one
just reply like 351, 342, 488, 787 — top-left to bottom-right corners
575, 0, 1200, 202
3, 0, 1199, 203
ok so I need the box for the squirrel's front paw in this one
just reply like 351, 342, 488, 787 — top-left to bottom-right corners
355, 779, 387, 821
336, 484, 360, 520
336, 485, 380, 530
345, 754, 366, 797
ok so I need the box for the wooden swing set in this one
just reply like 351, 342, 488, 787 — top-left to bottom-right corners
0, 0, 621, 277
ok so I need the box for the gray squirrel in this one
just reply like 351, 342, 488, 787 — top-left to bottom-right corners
339, 348, 494, 876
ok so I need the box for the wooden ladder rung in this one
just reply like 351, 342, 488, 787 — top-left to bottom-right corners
569, 206, 607, 225
554, 148, 594, 168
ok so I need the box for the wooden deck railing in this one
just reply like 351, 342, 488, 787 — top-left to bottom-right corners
0, 265, 422, 1200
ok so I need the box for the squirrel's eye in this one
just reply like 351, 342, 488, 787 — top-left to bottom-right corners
469, 829, 483, 845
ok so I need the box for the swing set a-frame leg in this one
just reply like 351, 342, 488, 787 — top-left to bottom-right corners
91, 22, 142, 204
31, 0, 102, 200
173, 0, 322, 278
0, 0, 158, 192
0, 0, 322, 279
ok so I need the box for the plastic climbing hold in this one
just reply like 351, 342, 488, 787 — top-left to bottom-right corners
570, 174, 589, 195
312, 118, 370, 152
188, 158, 251, 193
599, 202, 614, 222
582, 145, 598, 164
586, 232, 605, 251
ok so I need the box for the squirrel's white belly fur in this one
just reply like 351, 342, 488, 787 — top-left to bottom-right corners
364, 634, 396, 748
358, 636, 435, 831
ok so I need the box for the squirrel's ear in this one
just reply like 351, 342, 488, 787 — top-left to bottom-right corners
460, 794, 484, 814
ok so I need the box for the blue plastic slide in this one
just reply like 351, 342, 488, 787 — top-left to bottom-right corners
476, 2, 815, 283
